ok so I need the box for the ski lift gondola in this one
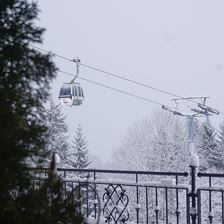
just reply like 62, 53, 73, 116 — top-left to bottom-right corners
59, 58, 84, 106
59, 82, 84, 106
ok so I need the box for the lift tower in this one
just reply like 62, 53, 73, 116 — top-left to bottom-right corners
162, 96, 220, 166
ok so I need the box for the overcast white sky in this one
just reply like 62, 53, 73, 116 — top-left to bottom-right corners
38, 1, 224, 162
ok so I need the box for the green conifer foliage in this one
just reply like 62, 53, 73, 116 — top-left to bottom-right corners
21, 153, 86, 224
0, 1, 84, 223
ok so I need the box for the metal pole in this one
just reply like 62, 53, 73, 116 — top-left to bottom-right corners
187, 116, 194, 144
187, 116, 195, 166
190, 165, 197, 224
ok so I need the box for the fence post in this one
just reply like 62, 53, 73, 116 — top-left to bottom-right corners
189, 152, 199, 224
189, 165, 197, 224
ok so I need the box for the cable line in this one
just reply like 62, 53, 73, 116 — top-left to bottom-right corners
80, 64, 182, 98
29, 44, 72, 62
29, 44, 223, 114
58, 69, 167, 107
30, 44, 182, 97
64, 69, 218, 128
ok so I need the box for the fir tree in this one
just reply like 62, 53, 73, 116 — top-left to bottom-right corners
217, 120, 224, 170
46, 101, 70, 166
0, 0, 56, 222
69, 126, 95, 218
22, 153, 86, 224
197, 120, 221, 171
0, 1, 83, 223
70, 125, 89, 169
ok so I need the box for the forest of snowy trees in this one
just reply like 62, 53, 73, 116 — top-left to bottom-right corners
45, 103, 224, 174
112, 109, 224, 173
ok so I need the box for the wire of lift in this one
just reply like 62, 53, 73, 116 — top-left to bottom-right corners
29, 44, 224, 167
28, 44, 223, 116
58, 70, 164, 107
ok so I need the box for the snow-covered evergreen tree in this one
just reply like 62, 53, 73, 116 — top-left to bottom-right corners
196, 120, 221, 171
45, 101, 70, 166
70, 125, 89, 169
151, 112, 187, 171
217, 120, 224, 170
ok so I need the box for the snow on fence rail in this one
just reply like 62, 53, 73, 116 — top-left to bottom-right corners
29, 166, 224, 224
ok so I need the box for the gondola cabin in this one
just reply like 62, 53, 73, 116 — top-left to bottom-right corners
59, 83, 84, 106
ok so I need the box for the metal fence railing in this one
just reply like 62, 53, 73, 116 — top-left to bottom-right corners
30, 165, 224, 224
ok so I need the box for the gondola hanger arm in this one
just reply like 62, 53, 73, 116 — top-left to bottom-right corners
71, 57, 81, 83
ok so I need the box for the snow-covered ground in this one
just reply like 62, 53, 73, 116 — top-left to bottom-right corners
87, 216, 104, 224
